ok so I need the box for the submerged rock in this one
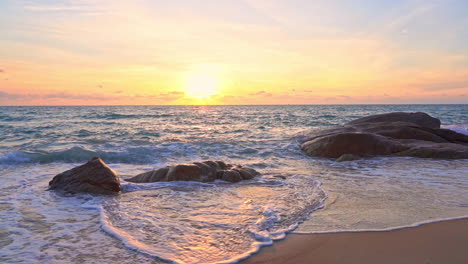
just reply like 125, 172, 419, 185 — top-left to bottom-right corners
301, 112, 468, 160
48, 157, 121, 194
126, 161, 260, 183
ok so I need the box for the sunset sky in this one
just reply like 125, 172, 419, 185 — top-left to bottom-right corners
1, 0, 467, 105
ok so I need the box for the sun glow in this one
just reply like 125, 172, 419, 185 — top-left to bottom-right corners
185, 72, 219, 99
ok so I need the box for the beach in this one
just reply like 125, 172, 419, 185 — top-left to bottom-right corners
0, 105, 467, 263
2, 1, 468, 262
243, 218, 468, 264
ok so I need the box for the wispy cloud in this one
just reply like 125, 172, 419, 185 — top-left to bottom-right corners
416, 79, 468, 91
158, 91, 185, 101
1, 1, 468, 105
249, 90, 272, 97
386, 1, 438, 31
0, 89, 187, 105
0, 90, 113, 101
0, 90, 18, 99
24, 5, 84, 12
22, 2, 104, 15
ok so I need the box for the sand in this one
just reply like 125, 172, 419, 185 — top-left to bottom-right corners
241, 218, 468, 264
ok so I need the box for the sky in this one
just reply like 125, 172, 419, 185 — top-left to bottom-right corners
0, 0, 467, 105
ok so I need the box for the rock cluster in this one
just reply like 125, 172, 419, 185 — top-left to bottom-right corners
126, 160, 260, 183
49, 158, 260, 194
48, 157, 121, 194
301, 112, 468, 160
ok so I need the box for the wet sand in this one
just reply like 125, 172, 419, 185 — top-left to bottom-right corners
242, 218, 468, 264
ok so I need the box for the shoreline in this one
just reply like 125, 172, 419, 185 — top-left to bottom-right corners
241, 218, 468, 264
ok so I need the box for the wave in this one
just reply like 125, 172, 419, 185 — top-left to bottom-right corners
101, 176, 326, 264
1, 123, 465, 166
0, 146, 165, 165
0, 140, 289, 166
442, 124, 468, 135
82, 113, 174, 120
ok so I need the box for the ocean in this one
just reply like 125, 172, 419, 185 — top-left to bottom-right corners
1, 105, 467, 264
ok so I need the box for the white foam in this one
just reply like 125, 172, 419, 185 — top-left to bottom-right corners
295, 157, 468, 234
100, 176, 326, 264
443, 124, 468, 135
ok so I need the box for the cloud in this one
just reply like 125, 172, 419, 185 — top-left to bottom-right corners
0, 89, 190, 105
0, 90, 114, 101
24, 5, 84, 12
168, 91, 184, 95
249, 90, 272, 97
386, 2, 437, 31
158, 91, 185, 101
416, 79, 468, 91
22, 2, 101, 14
42, 92, 111, 101
0, 90, 19, 99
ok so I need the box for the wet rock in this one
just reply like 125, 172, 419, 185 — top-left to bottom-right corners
220, 170, 242, 183
302, 132, 406, 158
126, 161, 260, 183
48, 157, 121, 194
301, 112, 468, 160
166, 164, 202, 181
347, 112, 441, 129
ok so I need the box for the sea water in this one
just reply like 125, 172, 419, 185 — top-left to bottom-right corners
0, 105, 467, 263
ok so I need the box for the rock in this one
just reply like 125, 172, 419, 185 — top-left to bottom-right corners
126, 161, 260, 183
302, 132, 407, 158
336, 154, 362, 162
48, 157, 121, 194
233, 167, 258, 180
301, 112, 468, 160
394, 141, 468, 159
166, 164, 202, 181
220, 170, 242, 183
347, 112, 441, 129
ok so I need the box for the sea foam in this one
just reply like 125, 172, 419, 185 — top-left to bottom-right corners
100, 176, 326, 264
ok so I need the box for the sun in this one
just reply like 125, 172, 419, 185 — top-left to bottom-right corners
185, 72, 219, 99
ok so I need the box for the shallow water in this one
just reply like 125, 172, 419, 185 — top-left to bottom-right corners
0, 105, 467, 263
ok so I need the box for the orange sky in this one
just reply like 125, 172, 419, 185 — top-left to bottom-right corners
0, 0, 467, 105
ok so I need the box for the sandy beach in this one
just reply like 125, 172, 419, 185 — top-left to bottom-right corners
242, 218, 468, 264
1, 106, 467, 263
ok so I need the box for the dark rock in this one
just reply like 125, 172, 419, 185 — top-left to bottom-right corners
220, 170, 242, 183
166, 164, 202, 181
347, 112, 441, 129
394, 141, 468, 159
48, 157, 121, 194
302, 132, 407, 158
130, 167, 169, 183
233, 167, 258, 180
126, 161, 260, 183
301, 112, 468, 160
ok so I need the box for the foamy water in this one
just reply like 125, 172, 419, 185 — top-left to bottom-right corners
102, 177, 325, 264
0, 105, 467, 263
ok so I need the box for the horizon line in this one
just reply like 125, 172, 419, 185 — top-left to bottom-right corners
0, 103, 466, 107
